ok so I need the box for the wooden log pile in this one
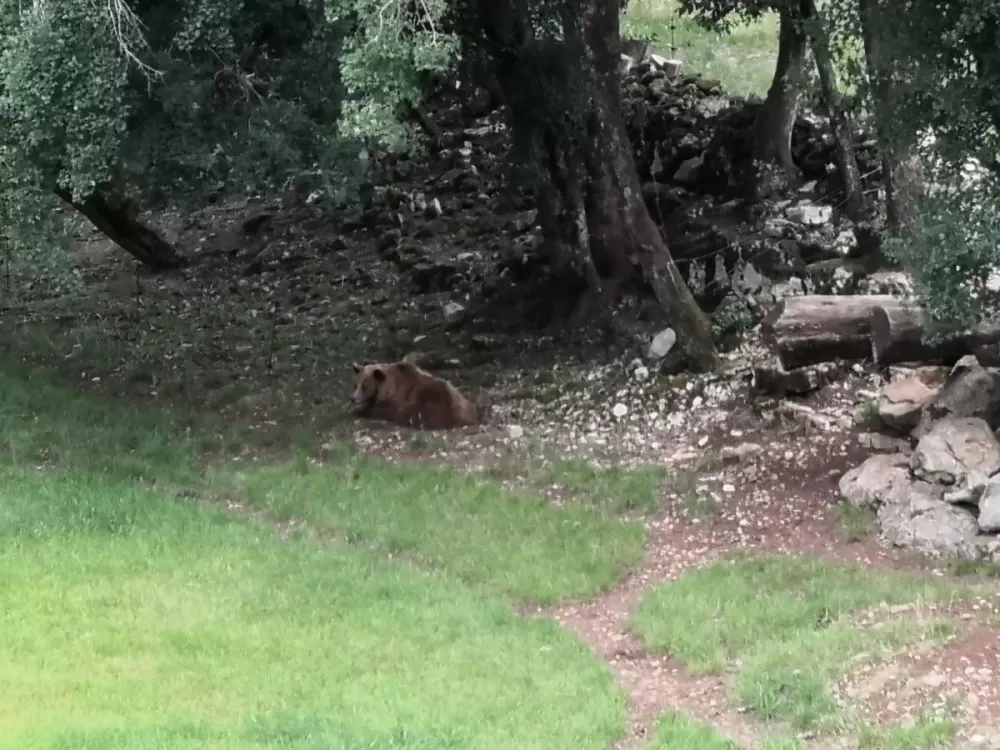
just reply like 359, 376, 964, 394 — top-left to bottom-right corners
756, 294, 1000, 394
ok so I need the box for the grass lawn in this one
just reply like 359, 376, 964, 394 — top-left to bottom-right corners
632, 555, 975, 730
0, 364, 636, 748
0, 365, 645, 605
649, 713, 740, 749
622, 0, 778, 98
858, 718, 957, 749
220, 460, 645, 603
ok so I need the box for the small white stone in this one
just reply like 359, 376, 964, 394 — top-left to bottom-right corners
647, 328, 677, 360
612, 403, 628, 418
442, 301, 465, 322
507, 425, 524, 439
634, 365, 650, 382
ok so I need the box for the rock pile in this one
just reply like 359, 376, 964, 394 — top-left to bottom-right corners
621, 57, 893, 307
350, 55, 896, 318
840, 355, 1000, 562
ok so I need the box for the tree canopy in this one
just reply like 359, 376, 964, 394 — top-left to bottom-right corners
4, 0, 1000, 361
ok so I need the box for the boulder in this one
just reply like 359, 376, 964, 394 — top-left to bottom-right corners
909, 416, 1000, 486
839, 453, 910, 511
877, 480, 983, 560
647, 328, 677, 360
877, 376, 936, 434
920, 355, 1000, 430
839, 453, 982, 559
978, 479, 1000, 533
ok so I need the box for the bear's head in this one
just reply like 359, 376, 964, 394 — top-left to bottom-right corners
351, 362, 388, 414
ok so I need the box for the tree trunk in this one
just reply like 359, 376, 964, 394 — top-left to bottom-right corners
467, 0, 719, 370
749, 7, 807, 200
801, 0, 866, 221
55, 188, 186, 270
857, 0, 920, 237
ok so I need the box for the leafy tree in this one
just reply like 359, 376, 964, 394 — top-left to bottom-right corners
854, 3, 1000, 332
0, 0, 351, 270
678, 0, 865, 218
339, 0, 720, 369
676, 0, 808, 202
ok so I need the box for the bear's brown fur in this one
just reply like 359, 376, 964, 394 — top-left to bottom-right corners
351, 360, 486, 430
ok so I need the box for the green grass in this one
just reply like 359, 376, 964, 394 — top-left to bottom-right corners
0, 362, 645, 605
0, 466, 625, 749
858, 717, 957, 749
648, 713, 738, 749
215, 459, 645, 603
632, 555, 972, 729
833, 502, 878, 543
944, 557, 1000, 580
622, 0, 778, 98
484, 448, 668, 517
0, 363, 228, 483
538, 457, 667, 515
0, 362, 633, 748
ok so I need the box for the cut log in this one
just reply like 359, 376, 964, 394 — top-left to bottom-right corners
869, 303, 1000, 365
761, 294, 902, 369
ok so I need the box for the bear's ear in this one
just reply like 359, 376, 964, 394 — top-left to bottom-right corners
351, 362, 362, 374
371, 367, 386, 382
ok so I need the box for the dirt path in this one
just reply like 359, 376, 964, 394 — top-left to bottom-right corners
513, 424, 1000, 750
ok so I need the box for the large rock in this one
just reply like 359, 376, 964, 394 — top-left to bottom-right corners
877, 377, 936, 433
909, 416, 1000, 486
921, 355, 1000, 430
839, 453, 910, 511
979, 479, 1000, 533
877, 481, 983, 560
840, 453, 983, 560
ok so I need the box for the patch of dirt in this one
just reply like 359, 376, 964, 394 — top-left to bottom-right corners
839, 621, 1000, 747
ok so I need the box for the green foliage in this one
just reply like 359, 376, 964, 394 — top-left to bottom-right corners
0, 0, 359, 277
674, 0, 775, 30
623, 0, 778, 99
332, 0, 457, 147
822, 3, 1000, 332
883, 178, 1000, 336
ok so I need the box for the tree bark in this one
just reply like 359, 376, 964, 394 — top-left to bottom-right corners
467, 0, 719, 370
801, 0, 866, 221
761, 293, 902, 369
749, 7, 807, 199
55, 188, 186, 270
857, 0, 920, 237
870, 304, 1000, 366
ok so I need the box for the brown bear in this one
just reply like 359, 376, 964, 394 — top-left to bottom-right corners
350, 360, 486, 430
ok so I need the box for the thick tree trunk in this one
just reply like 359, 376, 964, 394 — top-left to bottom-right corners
55, 188, 186, 270
470, 0, 719, 370
801, 0, 866, 221
857, 0, 920, 237
749, 8, 807, 200
584, 0, 718, 370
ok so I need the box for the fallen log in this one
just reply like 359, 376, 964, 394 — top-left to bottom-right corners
869, 304, 1000, 365
761, 294, 902, 369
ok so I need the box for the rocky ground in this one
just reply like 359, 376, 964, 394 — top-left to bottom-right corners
5, 56, 1000, 750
